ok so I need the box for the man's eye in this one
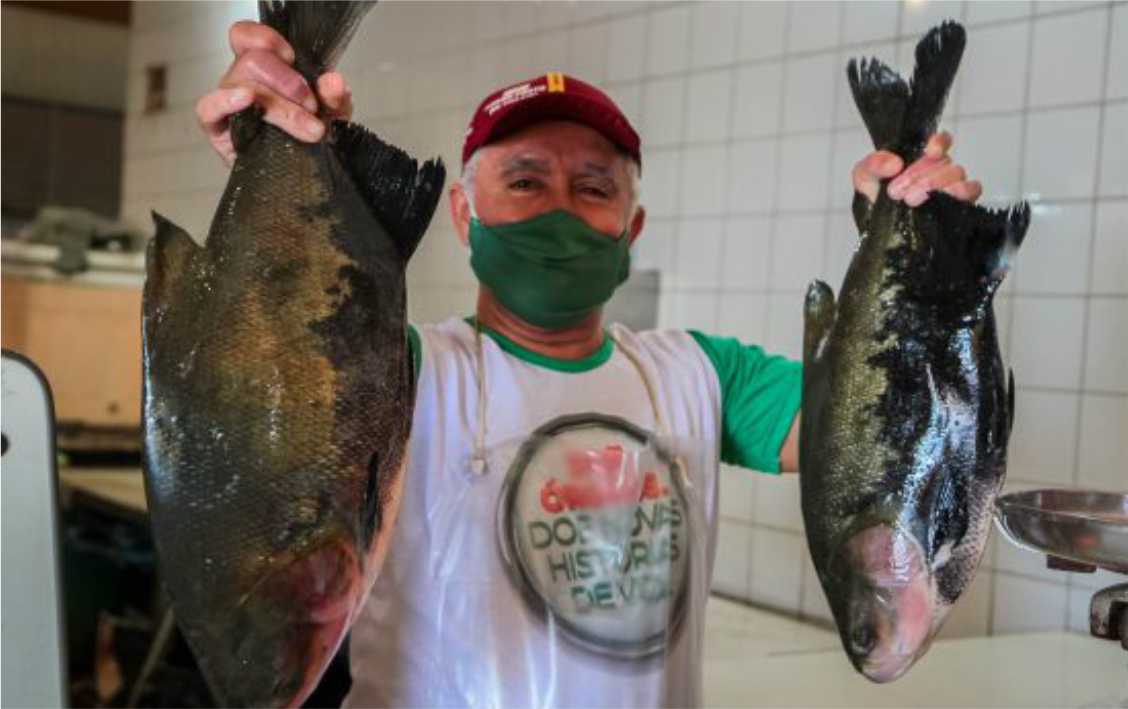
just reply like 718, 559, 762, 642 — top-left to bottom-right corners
510, 179, 537, 191
580, 186, 609, 199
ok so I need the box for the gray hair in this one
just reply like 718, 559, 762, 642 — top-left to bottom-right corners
460, 148, 641, 222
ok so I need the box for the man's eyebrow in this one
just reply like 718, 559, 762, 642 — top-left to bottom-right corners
499, 156, 552, 176
579, 161, 613, 177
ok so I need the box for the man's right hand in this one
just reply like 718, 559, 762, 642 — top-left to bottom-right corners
196, 21, 354, 166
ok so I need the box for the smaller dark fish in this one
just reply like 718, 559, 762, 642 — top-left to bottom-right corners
800, 22, 1031, 683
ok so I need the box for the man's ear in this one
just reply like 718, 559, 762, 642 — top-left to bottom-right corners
449, 181, 471, 247
627, 205, 646, 246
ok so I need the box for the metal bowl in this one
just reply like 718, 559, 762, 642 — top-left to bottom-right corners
994, 489, 1128, 574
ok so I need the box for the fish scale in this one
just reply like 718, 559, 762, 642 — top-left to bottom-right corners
141, 2, 445, 706
799, 21, 1030, 683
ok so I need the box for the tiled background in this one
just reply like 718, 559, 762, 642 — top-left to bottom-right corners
122, 1, 1127, 638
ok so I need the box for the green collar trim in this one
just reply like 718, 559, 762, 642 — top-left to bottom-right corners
464, 317, 614, 373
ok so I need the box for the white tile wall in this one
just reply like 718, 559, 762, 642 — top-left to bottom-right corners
992, 573, 1069, 634
1012, 202, 1092, 295
122, 0, 1127, 636
1028, 9, 1108, 108
1009, 389, 1081, 486
1076, 393, 1128, 490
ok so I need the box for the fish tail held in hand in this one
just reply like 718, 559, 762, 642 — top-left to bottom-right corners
848, 21, 965, 163
258, 1, 375, 85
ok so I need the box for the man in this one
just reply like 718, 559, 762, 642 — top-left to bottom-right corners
195, 20, 983, 708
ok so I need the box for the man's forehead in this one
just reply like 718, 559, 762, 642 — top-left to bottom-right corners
484, 120, 625, 167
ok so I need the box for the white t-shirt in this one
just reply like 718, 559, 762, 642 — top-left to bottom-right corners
344, 317, 799, 708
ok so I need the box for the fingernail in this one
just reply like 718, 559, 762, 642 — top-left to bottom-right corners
888, 180, 904, 198
228, 89, 250, 106
305, 117, 325, 139
906, 189, 929, 206
302, 95, 319, 113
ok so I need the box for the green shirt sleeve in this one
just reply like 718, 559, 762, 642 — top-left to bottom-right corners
687, 330, 802, 474
407, 324, 421, 383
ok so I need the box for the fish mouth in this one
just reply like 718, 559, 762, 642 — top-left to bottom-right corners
834, 524, 936, 683
196, 539, 362, 707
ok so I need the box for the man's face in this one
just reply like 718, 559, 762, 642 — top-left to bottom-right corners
450, 120, 645, 245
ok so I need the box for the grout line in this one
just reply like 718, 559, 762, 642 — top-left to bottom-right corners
122, 87, 1128, 164
712, 3, 745, 334
1068, 1, 1117, 546
126, 0, 1108, 75
759, 2, 794, 353
987, 0, 1033, 636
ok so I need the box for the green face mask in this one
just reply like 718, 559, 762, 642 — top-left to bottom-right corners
469, 210, 631, 329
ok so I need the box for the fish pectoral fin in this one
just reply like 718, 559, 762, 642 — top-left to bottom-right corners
330, 121, 446, 262
803, 280, 836, 368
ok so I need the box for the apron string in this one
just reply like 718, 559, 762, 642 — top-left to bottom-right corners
470, 322, 668, 476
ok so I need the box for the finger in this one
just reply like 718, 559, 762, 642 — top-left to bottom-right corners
903, 163, 967, 199
224, 49, 318, 113
253, 86, 326, 142
924, 131, 953, 160
229, 20, 295, 64
888, 155, 950, 199
852, 151, 904, 202
941, 179, 983, 203
316, 72, 353, 121
196, 86, 254, 136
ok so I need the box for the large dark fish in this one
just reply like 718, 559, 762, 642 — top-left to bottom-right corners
141, 2, 444, 705
799, 22, 1030, 683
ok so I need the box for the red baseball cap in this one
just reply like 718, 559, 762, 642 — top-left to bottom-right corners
462, 72, 641, 170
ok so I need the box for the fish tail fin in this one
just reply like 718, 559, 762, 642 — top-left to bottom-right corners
918, 193, 1031, 300
847, 57, 910, 152
901, 21, 966, 161
330, 121, 446, 261
258, 1, 374, 84
848, 21, 965, 161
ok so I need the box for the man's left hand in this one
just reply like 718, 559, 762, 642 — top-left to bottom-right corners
851, 132, 983, 207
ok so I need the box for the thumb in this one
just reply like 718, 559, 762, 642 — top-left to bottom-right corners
851, 151, 903, 203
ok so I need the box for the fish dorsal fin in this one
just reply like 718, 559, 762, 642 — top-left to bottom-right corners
848, 21, 965, 163
918, 193, 1031, 300
257, 1, 373, 85
330, 121, 446, 261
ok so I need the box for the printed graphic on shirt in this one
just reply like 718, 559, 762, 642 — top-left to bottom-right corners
497, 414, 690, 659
